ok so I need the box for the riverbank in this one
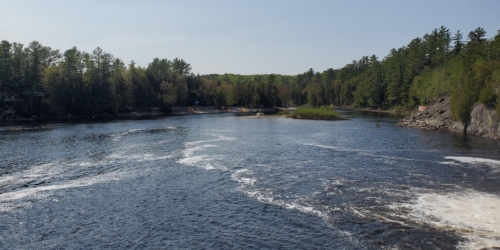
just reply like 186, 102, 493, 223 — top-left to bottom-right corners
169, 106, 278, 115
339, 105, 412, 115
0, 106, 278, 125
397, 96, 500, 140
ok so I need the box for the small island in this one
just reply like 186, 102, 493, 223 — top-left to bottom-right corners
283, 107, 348, 121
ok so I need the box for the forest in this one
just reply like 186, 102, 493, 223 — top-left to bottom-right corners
1, 26, 499, 120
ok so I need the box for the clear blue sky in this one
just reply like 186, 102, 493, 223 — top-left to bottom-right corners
1, 0, 499, 75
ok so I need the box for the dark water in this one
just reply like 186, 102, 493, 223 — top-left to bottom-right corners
1, 111, 499, 249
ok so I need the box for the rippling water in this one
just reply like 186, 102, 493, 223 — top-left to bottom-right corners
1, 111, 499, 249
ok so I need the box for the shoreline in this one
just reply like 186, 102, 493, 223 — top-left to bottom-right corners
0, 105, 411, 123
0, 107, 278, 126
339, 106, 413, 115
396, 96, 500, 140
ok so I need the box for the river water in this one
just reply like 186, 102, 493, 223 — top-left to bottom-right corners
0, 111, 499, 249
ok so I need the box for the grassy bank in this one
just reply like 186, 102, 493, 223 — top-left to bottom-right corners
284, 107, 347, 120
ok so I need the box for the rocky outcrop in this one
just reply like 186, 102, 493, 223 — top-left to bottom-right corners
396, 96, 500, 140
468, 103, 500, 138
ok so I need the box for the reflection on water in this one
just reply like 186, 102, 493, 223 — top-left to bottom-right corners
0, 112, 499, 249
450, 133, 474, 149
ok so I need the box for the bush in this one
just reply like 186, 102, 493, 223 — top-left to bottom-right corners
288, 107, 340, 120
478, 82, 497, 105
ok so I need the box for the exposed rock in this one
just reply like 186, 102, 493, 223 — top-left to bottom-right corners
468, 104, 500, 138
396, 96, 500, 140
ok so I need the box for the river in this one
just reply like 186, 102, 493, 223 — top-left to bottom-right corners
0, 111, 499, 249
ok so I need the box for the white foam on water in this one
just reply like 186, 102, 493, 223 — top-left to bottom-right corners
0, 169, 135, 212
245, 189, 329, 220
0, 149, 174, 212
177, 134, 235, 171
185, 134, 235, 146
231, 169, 257, 185
181, 144, 217, 157
379, 152, 440, 165
331, 178, 345, 186
73, 161, 96, 167
444, 156, 500, 166
111, 126, 176, 141
231, 170, 363, 247
111, 128, 141, 141
107, 153, 129, 159
177, 155, 221, 170
302, 142, 434, 164
391, 190, 500, 249
202, 163, 216, 170
351, 208, 367, 218
302, 142, 378, 155
439, 161, 461, 166
137, 154, 173, 162
238, 178, 257, 186
178, 155, 207, 165
107, 152, 173, 163
0, 163, 60, 188
177, 144, 227, 171
301, 142, 339, 150
232, 169, 328, 220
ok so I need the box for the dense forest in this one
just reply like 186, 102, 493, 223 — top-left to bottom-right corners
1, 26, 499, 119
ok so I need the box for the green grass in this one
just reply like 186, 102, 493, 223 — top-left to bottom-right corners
277, 110, 290, 115
287, 107, 344, 120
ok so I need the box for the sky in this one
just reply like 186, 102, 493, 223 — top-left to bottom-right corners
1, 0, 499, 75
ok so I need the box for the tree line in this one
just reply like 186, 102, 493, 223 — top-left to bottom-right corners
203, 26, 500, 119
0, 41, 201, 116
1, 26, 499, 119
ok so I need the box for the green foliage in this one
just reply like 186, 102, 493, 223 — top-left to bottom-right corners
214, 87, 226, 107
450, 76, 476, 124
277, 109, 289, 116
409, 67, 432, 106
354, 55, 383, 108
0, 25, 498, 118
172, 58, 191, 75
289, 107, 339, 120
492, 31, 500, 61
160, 81, 177, 105
478, 82, 497, 105
474, 60, 498, 105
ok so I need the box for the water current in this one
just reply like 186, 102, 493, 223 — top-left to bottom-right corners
0, 111, 499, 249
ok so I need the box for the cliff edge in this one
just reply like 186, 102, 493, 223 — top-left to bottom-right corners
396, 96, 500, 140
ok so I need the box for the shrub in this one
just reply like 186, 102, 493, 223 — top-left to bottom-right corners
289, 107, 339, 120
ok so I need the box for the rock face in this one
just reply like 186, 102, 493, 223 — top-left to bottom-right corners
396, 96, 500, 140
468, 104, 500, 138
